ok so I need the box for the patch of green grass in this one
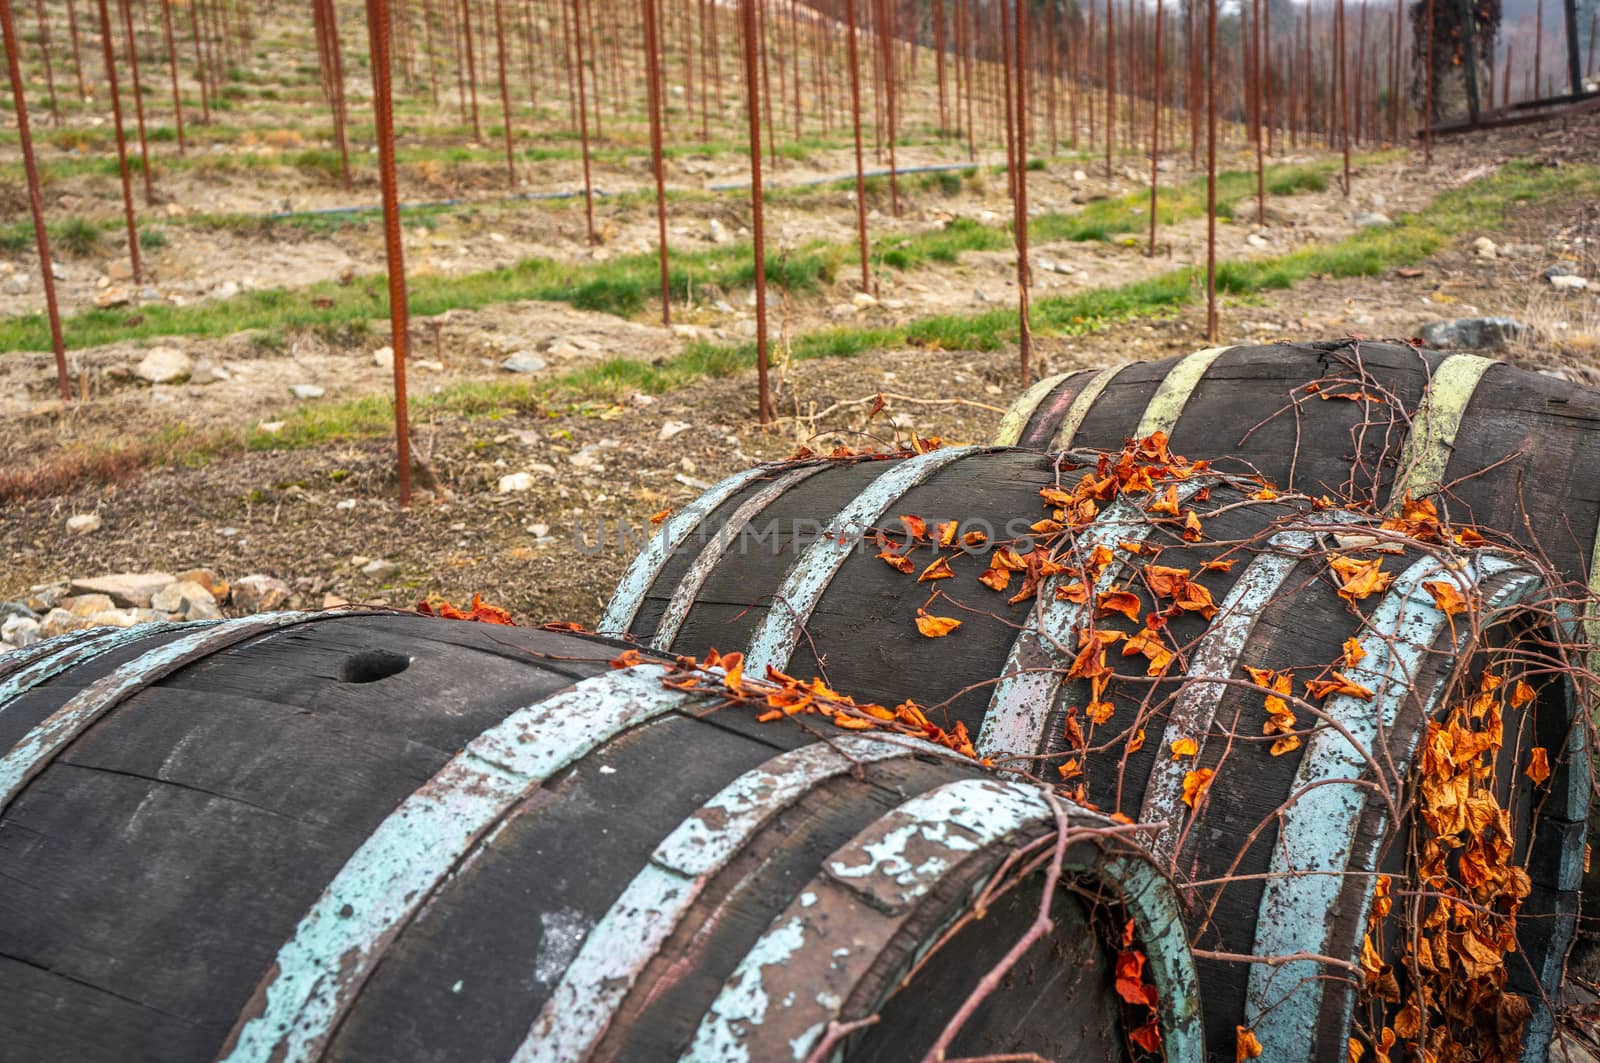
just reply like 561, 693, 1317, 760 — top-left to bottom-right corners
56, 217, 102, 258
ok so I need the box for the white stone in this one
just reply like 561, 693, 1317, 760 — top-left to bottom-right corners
1551, 274, 1589, 290
499, 471, 535, 493
501, 351, 548, 374
373, 346, 394, 368
670, 323, 699, 339
1473, 237, 1497, 258
658, 420, 692, 441
290, 384, 326, 399
151, 580, 221, 620
1, 615, 40, 648
68, 572, 176, 608
336, 498, 357, 510
133, 347, 194, 384
232, 575, 291, 613
851, 291, 879, 309
66, 513, 101, 534
362, 559, 400, 580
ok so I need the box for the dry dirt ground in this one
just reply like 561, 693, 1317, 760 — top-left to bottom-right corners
4, 114, 1599, 625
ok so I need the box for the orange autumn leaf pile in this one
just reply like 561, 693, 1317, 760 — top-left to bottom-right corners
1355, 669, 1550, 1062
415, 594, 516, 625
1112, 919, 1164, 1054
610, 646, 978, 760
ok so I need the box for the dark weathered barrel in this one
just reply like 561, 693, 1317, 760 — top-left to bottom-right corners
0, 612, 1201, 1063
994, 339, 1600, 603
600, 445, 1589, 1060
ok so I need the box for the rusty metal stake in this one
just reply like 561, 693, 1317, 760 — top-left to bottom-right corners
1205, 0, 1217, 342
96, 0, 141, 284
364, 0, 413, 507
29, 0, 59, 126
2, 0, 70, 399
739, 0, 771, 424
844, 0, 868, 292
159, 0, 185, 151
642, 0, 670, 324
117, 0, 154, 204
571, 0, 596, 243
1148, 0, 1161, 255
491, 0, 513, 189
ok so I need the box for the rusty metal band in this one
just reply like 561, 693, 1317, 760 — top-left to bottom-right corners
599, 464, 779, 638
685, 778, 1203, 1063
220, 664, 689, 1063
650, 464, 831, 651
743, 446, 987, 674
0, 612, 331, 813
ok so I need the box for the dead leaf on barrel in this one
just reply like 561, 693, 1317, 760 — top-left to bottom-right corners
1129, 1021, 1162, 1053
1144, 564, 1191, 597
1170, 736, 1199, 759
1250, 485, 1280, 501
1305, 672, 1376, 700
917, 556, 955, 582
722, 653, 745, 695
1341, 637, 1366, 669
936, 520, 959, 547
1114, 951, 1155, 1005
1128, 728, 1146, 753
962, 529, 988, 548
610, 649, 646, 669
1511, 679, 1536, 708
1202, 558, 1237, 573
1054, 580, 1088, 603
1421, 579, 1469, 616
1182, 509, 1204, 541
877, 549, 914, 574
980, 566, 1012, 592
1087, 700, 1116, 725
649, 508, 671, 525
1270, 735, 1302, 757
898, 514, 928, 540
1097, 589, 1143, 622
1181, 768, 1215, 808
915, 611, 961, 638
1236, 1027, 1264, 1061
1174, 580, 1218, 619
1329, 555, 1394, 602
1526, 747, 1552, 785
1149, 484, 1182, 516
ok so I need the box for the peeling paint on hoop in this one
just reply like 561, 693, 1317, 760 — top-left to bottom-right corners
598, 464, 779, 637
1242, 552, 1536, 1059
993, 371, 1072, 446
1383, 353, 1496, 508
0, 622, 190, 712
685, 778, 1203, 1063
0, 613, 325, 812
651, 464, 831, 651
517, 733, 936, 1062
976, 480, 1206, 761
219, 665, 690, 1063
1133, 346, 1234, 440
743, 446, 988, 673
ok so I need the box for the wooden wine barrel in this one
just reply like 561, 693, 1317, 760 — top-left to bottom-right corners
994, 340, 1600, 603
600, 447, 1589, 1060
0, 612, 1202, 1063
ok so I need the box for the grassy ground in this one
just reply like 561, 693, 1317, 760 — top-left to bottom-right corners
0, 155, 1357, 352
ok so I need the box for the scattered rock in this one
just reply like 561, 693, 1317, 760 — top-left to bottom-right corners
40, 608, 90, 638
658, 420, 692, 441
290, 384, 326, 399
178, 568, 229, 602
134, 347, 194, 384
373, 346, 395, 368
670, 323, 699, 340
852, 292, 879, 309
94, 286, 131, 308
569, 445, 603, 469
0, 601, 38, 622
2, 274, 28, 295
322, 594, 350, 609
1473, 237, 1498, 259
1551, 274, 1590, 291
499, 471, 535, 493
361, 559, 401, 581
1246, 234, 1269, 248
1353, 212, 1392, 229
210, 280, 241, 300
151, 580, 222, 620
68, 572, 176, 608
88, 609, 141, 629
232, 575, 291, 613
335, 499, 357, 510
66, 513, 102, 534
1, 615, 41, 649
708, 219, 728, 243
501, 351, 548, 374
1417, 316, 1528, 351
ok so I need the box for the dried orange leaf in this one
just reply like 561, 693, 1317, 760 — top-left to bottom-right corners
935, 520, 959, 547
1128, 728, 1146, 753
1054, 580, 1089, 603
1201, 558, 1237, 572
1097, 589, 1143, 622
877, 549, 914, 574
979, 566, 1012, 592
1421, 579, 1469, 616
899, 514, 928, 539
915, 612, 962, 638
1182, 768, 1216, 808
961, 529, 989, 548
1149, 483, 1182, 516
1329, 555, 1394, 602
1270, 735, 1302, 757
917, 556, 956, 582
1341, 637, 1366, 669
1305, 672, 1376, 700
1087, 700, 1116, 725
1526, 747, 1552, 785
1237, 1027, 1265, 1062
649, 507, 671, 525
1170, 736, 1199, 759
